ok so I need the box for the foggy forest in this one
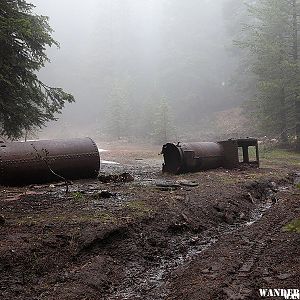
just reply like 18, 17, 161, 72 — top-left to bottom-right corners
17, 0, 298, 148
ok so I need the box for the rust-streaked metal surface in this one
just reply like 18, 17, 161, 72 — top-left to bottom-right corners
162, 142, 224, 174
0, 138, 100, 185
162, 138, 259, 174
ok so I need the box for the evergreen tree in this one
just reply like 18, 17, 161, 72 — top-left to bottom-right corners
153, 98, 175, 144
238, 0, 300, 147
291, 0, 300, 150
138, 99, 156, 140
0, 0, 74, 139
105, 80, 132, 139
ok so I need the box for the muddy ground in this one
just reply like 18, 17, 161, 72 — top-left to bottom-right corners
0, 143, 299, 300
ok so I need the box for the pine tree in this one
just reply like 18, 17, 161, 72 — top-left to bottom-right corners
0, 0, 74, 139
105, 80, 132, 139
153, 98, 175, 144
238, 0, 300, 147
291, 0, 300, 150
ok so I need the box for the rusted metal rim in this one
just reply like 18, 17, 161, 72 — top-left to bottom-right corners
162, 142, 226, 174
162, 143, 184, 174
0, 141, 5, 183
86, 137, 99, 154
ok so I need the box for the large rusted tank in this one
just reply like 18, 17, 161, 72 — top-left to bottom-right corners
162, 139, 259, 174
162, 142, 224, 174
0, 138, 100, 185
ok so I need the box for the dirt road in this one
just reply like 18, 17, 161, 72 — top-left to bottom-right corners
0, 143, 299, 300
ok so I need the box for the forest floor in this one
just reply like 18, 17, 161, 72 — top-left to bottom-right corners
0, 142, 299, 300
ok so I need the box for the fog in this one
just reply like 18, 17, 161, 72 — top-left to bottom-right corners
29, 0, 244, 142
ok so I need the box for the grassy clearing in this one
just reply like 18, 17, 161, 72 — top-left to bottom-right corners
259, 148, 300, 167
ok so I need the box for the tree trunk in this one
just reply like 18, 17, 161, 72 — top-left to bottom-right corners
280, 87, 288, 146
292, 0, 300, 151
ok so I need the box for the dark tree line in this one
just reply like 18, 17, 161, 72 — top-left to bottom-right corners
230, 0, 300, 149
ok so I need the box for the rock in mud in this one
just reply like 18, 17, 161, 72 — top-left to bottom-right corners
93, 190, 116, 199
178, 180, 199, 187
0, 215, 5, 225
156, 181, 181, 190
294, 173, 300, 187
98, 172, 134, 183
277, 273, 292, 280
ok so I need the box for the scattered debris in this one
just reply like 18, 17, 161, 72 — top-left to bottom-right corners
3, 194, 22, 202
49, 181, 73, 188
93, 190, 116, 199
174, 195, 185, 201
178, 180, 199, 187
156, 181, 181, 190
277, 273, 292, 280
0, 215, 5, 225
245, 192, 255, 204
98, 172, 134, 183
3, 190, 47, 202
155, 180, 199, 190
156, 181, 180, 188
294, 173, 300, 188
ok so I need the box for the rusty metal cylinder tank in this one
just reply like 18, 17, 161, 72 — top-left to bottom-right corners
0, 137, 100, 185
162, 142, 224, 174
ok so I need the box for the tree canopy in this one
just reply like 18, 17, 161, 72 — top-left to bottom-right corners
0, 0, 74, 139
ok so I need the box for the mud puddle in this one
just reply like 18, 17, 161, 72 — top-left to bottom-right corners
245, 199, 273, 226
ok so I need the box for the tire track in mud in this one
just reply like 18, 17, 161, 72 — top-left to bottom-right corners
106, 182, 285, 300
222, 214, 290, 300
219, 181, 299, 300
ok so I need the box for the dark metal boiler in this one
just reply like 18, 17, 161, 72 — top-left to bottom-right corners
162, 138, 259, 174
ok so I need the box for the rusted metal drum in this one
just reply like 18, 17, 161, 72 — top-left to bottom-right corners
0, 138, 100, 185
162, 142, 224, 174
